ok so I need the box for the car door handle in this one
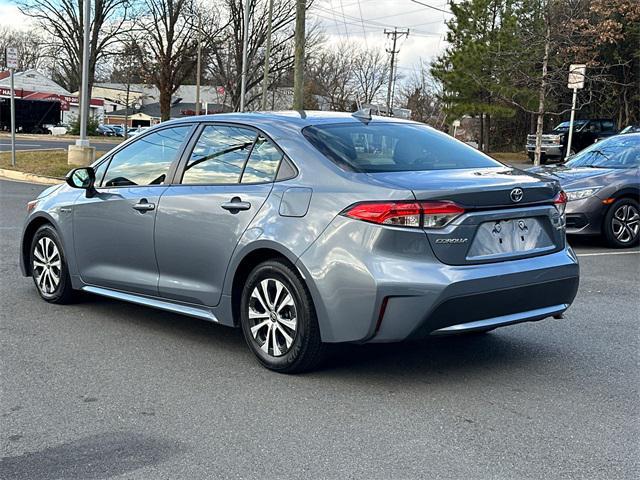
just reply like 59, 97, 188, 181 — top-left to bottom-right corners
132, 200, 155, 212
221, 198, 251, 212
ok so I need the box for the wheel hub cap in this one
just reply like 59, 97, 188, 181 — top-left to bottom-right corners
612, 204, 639, 243
33, 237, 61, 294
248, 278, 297, 357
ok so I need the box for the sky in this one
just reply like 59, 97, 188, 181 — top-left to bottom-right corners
0, 0, 451, 75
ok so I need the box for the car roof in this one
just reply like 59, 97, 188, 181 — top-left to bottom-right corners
166, 110, 419, 130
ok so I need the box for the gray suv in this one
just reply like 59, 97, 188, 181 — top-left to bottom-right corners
20, 112, 579, 372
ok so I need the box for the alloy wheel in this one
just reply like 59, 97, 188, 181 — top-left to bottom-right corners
611, 204, 640, 244
33, 237, 62, 295
248, 278, 297, 357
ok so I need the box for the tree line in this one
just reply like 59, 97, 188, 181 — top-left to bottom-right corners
431, 0, 639, 157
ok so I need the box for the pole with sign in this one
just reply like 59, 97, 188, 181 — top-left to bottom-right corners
6, 47, 18, 167
566, 64, 586, 160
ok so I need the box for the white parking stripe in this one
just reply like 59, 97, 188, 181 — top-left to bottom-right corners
577, 251, 640, 257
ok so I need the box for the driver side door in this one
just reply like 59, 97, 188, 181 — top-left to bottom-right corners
72, 125, 194, 296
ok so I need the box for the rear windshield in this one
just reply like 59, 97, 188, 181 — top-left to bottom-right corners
302, 122, 501, 172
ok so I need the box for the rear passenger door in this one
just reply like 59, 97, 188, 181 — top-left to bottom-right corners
154, 123, 285, 306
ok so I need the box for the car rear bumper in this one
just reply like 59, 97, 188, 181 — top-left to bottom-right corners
298, 217, 580, 343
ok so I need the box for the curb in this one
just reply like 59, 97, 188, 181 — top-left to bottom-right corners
0, 168, 62, 185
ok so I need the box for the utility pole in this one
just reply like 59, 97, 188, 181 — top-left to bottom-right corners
261, 0, 275, 111
384, 28, 409, 117
292, 0, 305, 110
195, 16, 202, 115
239, 0, 250, 112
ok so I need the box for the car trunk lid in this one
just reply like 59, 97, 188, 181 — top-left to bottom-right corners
367, 167, 566, 265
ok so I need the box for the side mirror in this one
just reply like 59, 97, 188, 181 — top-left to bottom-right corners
65, 167, 96, 197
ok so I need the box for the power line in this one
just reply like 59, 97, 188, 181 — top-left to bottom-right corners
410, 0, 452, 14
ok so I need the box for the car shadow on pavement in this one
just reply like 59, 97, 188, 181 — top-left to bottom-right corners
0, 431, 185, 480
76, 293, 556, 382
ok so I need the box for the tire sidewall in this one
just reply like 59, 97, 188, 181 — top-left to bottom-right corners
30, 225, 70, 302
604, 198, 640, 248
240, 262, 312, 371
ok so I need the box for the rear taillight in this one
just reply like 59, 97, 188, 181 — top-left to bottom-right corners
554, 190, 568, 216
343, 200, 465, 229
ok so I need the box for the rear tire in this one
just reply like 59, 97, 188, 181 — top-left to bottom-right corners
30, 225, 76, 304
240, 260, 325, 373
603, 198, 640, 248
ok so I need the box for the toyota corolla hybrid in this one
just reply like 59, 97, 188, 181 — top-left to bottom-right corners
20, 111, 579, 372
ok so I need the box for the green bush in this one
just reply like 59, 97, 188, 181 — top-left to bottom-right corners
68, 116, 100, 136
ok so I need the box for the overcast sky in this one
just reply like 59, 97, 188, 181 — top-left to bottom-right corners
0, 0, 451, 75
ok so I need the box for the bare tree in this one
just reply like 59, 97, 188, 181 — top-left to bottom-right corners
134, 0, 224, 121
0, 26, 47, 70
399, 60, 445, 126
18, 0, 134, 92
351, 47, 389, 105
306, 43, 356, 111
209, 0, 316, 111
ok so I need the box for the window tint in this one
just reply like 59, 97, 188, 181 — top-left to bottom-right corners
102, 127, 190, 187
303, 122, 502, 172
182, 125, 257, 184
241, 136, 283, 183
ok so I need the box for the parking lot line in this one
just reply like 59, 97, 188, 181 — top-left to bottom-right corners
576, 251, 640, 257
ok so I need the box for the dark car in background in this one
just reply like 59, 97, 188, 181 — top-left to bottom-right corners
526, 119, 618, 163
530, 133, 639, 247
96, 124, 115, 136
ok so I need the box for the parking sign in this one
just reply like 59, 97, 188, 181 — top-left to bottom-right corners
6, 47, 18, 69
568, 64, 586, 90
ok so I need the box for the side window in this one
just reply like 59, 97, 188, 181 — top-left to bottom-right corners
181, 125, 257, 184
601, 120, 615, 132
102, 127, 190, 187
588, 121, 601, 133
93, 158, 110, 187
241, 136, 283, 183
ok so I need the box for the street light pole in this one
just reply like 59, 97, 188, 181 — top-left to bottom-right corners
77, 0, 91, 147
239, 0, 250, 112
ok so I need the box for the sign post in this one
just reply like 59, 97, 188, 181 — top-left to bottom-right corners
566, 64, 586, 160
6, 47, 18, 167
452, 119, 461, 138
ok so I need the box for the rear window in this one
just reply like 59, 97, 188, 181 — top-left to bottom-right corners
302, 122, 501, 172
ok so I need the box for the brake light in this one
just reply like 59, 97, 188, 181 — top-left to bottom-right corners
343, 200, 464, 229
554, 190, 568, 216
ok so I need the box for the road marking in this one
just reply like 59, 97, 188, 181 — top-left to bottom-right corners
0, 143, 42, 147
577, 251, 640, 257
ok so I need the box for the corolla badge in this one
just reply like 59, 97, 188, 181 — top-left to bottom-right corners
510, 188, 524, 203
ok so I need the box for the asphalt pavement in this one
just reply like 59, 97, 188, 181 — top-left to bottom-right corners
1, 179, 638, 479
0, 137, 122, 153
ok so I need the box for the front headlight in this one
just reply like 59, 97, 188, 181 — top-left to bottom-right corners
566, 187, 601, 201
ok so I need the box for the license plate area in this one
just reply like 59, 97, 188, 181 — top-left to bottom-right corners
466, 217, 554, 260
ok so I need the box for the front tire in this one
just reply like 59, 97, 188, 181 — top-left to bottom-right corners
240, 260, 325, 373
603, 198, 640, 248
30, 225, 76, 304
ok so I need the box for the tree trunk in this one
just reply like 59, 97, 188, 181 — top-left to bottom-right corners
484, 113, 491, 153
479, 113, 484, 151
534, 18, 551, 167
159, 86, 172, 122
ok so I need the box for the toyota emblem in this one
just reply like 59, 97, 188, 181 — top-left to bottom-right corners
510, 188, 524, 203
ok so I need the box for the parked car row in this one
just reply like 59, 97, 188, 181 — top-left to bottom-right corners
96, 124, 150, 137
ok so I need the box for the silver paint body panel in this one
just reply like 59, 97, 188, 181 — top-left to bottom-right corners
20, 112, 580, 344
